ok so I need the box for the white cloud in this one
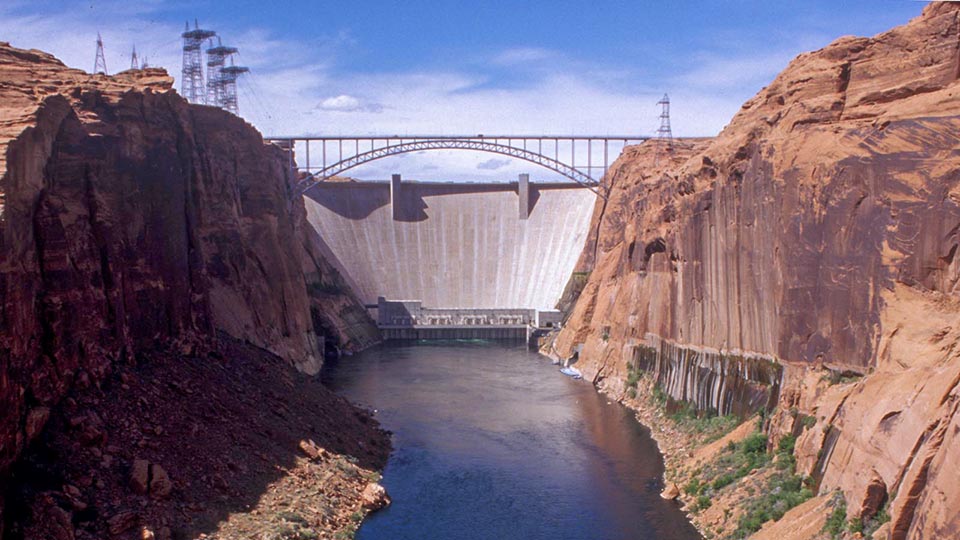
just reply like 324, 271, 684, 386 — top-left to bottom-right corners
321, 94, 360, 110
317, 94, 383, 113
477, 158, 512, 170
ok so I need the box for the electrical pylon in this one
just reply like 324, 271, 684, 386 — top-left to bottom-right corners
181, 20, 216, 104
654, 93, 673, 166
93, 33, 108, 74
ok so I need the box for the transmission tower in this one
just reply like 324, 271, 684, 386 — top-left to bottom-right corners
181, 20, 216, 104
130, 45, 139, 70
206, 37, 238, 106
654, 93, 673, 166
219, 61, 250, 115
93, 32, 108, 74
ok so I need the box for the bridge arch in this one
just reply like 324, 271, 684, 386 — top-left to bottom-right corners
293, 139, 603, 196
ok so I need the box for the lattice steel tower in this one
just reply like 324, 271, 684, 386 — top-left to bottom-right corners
654, 93, 673, 165
206, 38, 238, 107
130, 45, 139, 70
219, 62, 250, 115
93, 32, 108, 74
181, 20, 216, 104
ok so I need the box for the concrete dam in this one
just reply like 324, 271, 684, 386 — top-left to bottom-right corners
303, 177, 596, 337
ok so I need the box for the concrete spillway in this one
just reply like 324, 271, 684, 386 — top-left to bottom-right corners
303, 181, 596, 311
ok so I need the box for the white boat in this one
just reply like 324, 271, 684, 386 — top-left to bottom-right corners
560, 366, 583, 379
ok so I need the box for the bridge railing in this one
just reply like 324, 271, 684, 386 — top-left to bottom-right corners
265, 134, 651, 195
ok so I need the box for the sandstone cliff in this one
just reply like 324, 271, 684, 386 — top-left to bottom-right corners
551, 4, 960, 538
0, 41, 379, 522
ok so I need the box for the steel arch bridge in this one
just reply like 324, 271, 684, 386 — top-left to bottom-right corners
266, 135, 651, 197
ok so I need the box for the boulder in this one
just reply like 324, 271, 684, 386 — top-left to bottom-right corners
360, 482, 391, 510
129, 459, 150, 495
149, 464, 173, 499
661, 482, 680, 501
299, 439, 324, 460
107, 511, 139, 535
24, 407, 50, 440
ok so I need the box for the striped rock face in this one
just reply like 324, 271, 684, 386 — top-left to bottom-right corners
551, 4, 960, 538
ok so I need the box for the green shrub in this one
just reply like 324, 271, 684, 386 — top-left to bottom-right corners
711, 473, 736, 491
775, 435, 798, 471
662, 399, 739, 442
684, 478, 704, 496
742, 432, 768, 455
277, 511, 308, 524
652, 385, 668, 406
733, 472, 814, 537
722, 431, 812, 537
823, 494, 848, 538
334, 526, 357, 540
686, 427, 771, 497
825, 370, 863, 386
864, 503, 891, 539
778, 434, 796, 454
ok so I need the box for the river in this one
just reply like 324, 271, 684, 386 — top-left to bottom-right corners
322, 340, 702, 540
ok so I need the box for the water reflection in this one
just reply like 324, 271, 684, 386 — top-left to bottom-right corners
323, 340, 701, 540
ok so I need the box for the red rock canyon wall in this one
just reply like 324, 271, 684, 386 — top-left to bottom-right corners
550, 4, 960, 538
0, 43, 377, 498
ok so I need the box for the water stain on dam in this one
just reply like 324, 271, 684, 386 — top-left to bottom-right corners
324, 341, 703, 540
303, 181, 596, 310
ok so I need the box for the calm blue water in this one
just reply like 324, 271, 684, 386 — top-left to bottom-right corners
323, 341, 701, 540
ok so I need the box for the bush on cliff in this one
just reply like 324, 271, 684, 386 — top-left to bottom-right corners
683, 427, 771, 503
733, 472, 813, 537
730, 434, 813, 537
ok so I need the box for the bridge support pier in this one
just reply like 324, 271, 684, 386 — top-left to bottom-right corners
391, 173, 401, 220
518, 173, 529, 220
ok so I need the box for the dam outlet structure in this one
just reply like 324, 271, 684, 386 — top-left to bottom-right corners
302, 174, 596, 341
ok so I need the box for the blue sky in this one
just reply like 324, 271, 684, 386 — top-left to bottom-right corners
0, 1, 928, 180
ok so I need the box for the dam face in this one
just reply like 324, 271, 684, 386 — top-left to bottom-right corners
303, 180, 596, 315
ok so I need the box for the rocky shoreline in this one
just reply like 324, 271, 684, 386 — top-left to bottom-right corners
592, 373, 745, 539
